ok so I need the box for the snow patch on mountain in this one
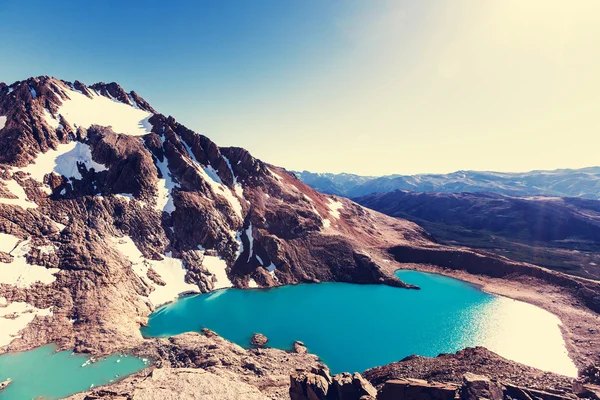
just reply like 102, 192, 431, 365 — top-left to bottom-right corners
0, 116, 6, 130
223, 156, 244, 198
180, 141, 243, 218
245, 223, 254, 262
202, 254, 233, 290
327, 198, 344, 219
20, 142, 107, 183
111, 236, 198, 307
43, 109, 61, 130
154, 139, 179, 214
0, 299, 52, 347
0, 177, 38, 209
55, 83, 152, 136
0, 237, 60, 288
0, 233, 21, 253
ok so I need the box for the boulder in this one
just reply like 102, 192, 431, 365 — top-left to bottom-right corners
378, 378, 458, 400
460, 373, 503, 400
294, 341, 308, 354
331, 372, 377, 400
250, 333, 268, 347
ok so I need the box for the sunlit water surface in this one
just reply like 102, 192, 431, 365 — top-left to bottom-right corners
0, 345, 148, 399
142, 270, 576, 377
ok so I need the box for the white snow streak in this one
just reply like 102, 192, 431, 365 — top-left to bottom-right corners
112, 236, 198, 307
180, 140, 243, 218
0, 116, 6, 130
43, 109, 61, 129
327, 198, 344, 219
153, 139, 179, 214
246, 223, 254, 262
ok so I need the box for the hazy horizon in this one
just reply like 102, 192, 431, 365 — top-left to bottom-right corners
2, 0, 599, 175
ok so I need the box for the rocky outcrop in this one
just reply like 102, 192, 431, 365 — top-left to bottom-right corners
290, 367, 377, 400
363, 347, 575, 394
250, 333, 268, 347
294, 341, 308, 354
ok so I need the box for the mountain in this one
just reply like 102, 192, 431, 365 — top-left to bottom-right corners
1, 77, 600, 399
294, 168, 600, 199
355, 191, 600, 280
0, 76, 438, 352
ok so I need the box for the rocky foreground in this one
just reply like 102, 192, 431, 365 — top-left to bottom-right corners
67, 331, 600, 400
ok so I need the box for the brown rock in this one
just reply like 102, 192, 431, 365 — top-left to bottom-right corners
460, 373, 503, 400
331, 372, 377, 400
290, 371, 330, 400
378, 378, 458, 400
294, 340, 308, 354
250, 333, 268, 347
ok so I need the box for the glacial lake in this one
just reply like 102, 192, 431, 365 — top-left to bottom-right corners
0, 345, 148, 399
142, 270, 577, 377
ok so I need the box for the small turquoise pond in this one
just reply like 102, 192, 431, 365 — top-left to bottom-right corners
0, 345, 148, 399
142, 270, 577, 377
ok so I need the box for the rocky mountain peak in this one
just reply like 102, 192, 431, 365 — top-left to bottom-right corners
0, 76, 430, 355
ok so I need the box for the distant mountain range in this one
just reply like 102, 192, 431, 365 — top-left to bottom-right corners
294, 168, 600, 199
355, 190, 600, 279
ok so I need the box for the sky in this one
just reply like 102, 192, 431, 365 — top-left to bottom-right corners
1, 0, 599, 176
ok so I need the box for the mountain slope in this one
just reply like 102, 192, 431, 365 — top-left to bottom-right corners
295, 168, 600, 199
0, 76, 434, 354
355, 191, 600, 279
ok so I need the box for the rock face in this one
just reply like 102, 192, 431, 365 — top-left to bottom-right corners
250, 333, 268, 347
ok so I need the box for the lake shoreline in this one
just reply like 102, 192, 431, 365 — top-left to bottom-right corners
391, 262, 600, 372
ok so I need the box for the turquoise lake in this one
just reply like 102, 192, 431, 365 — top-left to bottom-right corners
142, 270, 577, 377
0, 345, 148, 399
